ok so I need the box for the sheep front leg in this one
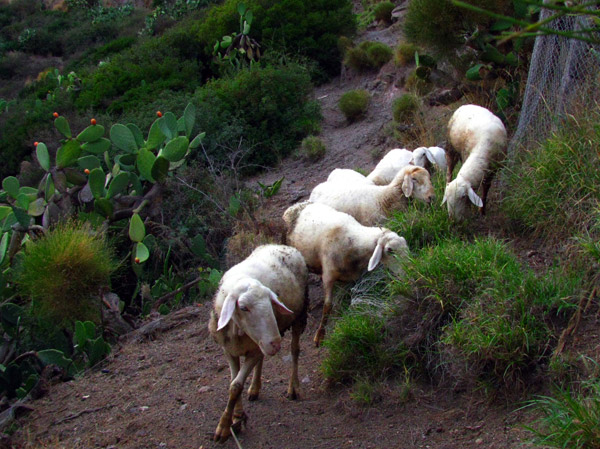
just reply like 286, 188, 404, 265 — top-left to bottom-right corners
445, 148, 460, 184
247, 358, 263, 401
314, 274, 335, 347
479, 171, 494, 216
214, 352, 262, 443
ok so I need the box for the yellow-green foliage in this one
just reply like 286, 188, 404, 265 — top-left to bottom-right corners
344, 41, 393, 72
339, 89, 370, 122
392, 93, 419, 122
374, 1, 395, 23
301, 135, 327, 162
17, 222, 116, 328
395, 42, 418, 66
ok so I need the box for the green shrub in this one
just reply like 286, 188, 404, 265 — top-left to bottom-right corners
17, 222, 117, 329
395, 42, 418, 66
344, 41, 393, 72
301, 136, 327, 162
392, 93, 419, 122
339, 89, 370, 122
374, 1, 395, 23
525, 381, 600, 449
194, 64, 322, 171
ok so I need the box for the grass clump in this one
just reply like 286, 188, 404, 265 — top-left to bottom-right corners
390, 237, 581, 389
395, 42, 418, 66
339, 89, 370, 122
17, 222, 117, 329
525, 380, 600, 449
344, 41, 393, 72
301, 136, 327, 162
374, 1, 395, 24
392, 93, 419, 122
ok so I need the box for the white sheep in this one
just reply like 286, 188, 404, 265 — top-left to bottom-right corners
326, 168, 373, 185
283, 201, 409, 346
367, 147, 446, 185
208, 244, 309, 443
310, 165, 435, 226
442, 104, 507, 220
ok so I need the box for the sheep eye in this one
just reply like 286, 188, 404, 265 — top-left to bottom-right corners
239, 305, 249, 312
386, 247, 394, 254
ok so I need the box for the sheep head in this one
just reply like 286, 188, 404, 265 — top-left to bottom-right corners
217, 278, 293, 356
393, 166, 435, 204
442, 176, 482, 220
368, 230, 409, 272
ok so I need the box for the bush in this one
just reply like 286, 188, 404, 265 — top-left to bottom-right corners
390, 237, 581, 389
301, 136, 327, 162
374, 1, 395, 23
339, 89, 370, 122
194, 63, 322, 171
395, 42, 418, 66
17, 222, 117, 329
344, 41, 393, 72
392, 93, 419, 122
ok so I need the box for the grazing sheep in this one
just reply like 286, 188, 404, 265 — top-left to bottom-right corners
310, 165, 435, 226
283, 201, 409, 346
367, 147, 446, 185
208, 244, 309, 443
442, 104, 507, 220
326, 168, 373, 185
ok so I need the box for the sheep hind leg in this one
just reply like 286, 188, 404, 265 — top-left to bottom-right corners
445, 147, 460, 184
287, 324, 302, 399
247, 358, 263, 401
479, 172, 494, 216
214, 353, 262, 443
314, 275, 335, 347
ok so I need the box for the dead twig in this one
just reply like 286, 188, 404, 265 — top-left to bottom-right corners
54, 405, 113, 425
151, 276, 202, 311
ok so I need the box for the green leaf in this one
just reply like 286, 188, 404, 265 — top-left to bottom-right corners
64, 167, 87, 186
505, 52, 518, 67
0, 303, 23, 328
94, 198, 113, 218
44, 175, 55, 202
82, 138, 111, 155
56, 139, 82, 169
115, 154, 136, 171
466, 64, 485, 81
243, 21, 251, 35
76, 124, 105, 143
28, 198, 45, 217
137, 148, 156, 182
36, 143, 50, 171
127, 123, 145, 149
110, 124, 138, 153
0, 206, 11, 221
490, 19, 513, 31
83, 321, 96, 339
191, 234, 207, 258
16, 194, 30, 210
107, 172, 130, 198
3, 176, 19, 198
496, 88, 512, 110
129, 172, 143, 196
77, 155, 101, 171
481, 44, 505, 64
37, 349, 73, 370
88, 337, 110, 366
0, 232, 8, 265
129, 213, 145, 242
161, 136, 189, 162
151, 156, 169, 183
146, 119, 166, 151
158, 112, 178, 140
12, 206, 30, 227
74, 321, 88, 350
183, 103, 195, 138
245, 9, 253, 26
88, 168, 106, 199
189, 132, 205, 149
54, 116, 71, 138
238, 3, 246, 16
135, 241, 150, 263
18, 186, 38, 201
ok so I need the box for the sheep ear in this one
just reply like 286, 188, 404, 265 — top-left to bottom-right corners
217, 293, 237, 331
467, 187, 483, 207
441, 191, 447, 205
368, 243, 383, 271
401, 174, 414, 197
424, 148, 437, 164
268, 288, 294, 315
432, 149, 446, 167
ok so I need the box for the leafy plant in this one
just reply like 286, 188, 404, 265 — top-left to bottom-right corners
392, 94, 419, 122
73, 320, 111, 368
374, 1, 395, 24
301, 136, 327, 162
344, 41, 393, 72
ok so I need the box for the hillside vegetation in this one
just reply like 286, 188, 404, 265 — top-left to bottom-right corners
1, 1, 599, 448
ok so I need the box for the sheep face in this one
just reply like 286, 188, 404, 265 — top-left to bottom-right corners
217, 278, 294, 356
368, 231, 409, 273
412, 147, 429, 167
402, 166, 435, 204
442, 177, 483, 220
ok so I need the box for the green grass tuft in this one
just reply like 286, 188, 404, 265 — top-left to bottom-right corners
338, 89, 370, 122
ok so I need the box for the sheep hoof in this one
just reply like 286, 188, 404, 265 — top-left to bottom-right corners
213, 425, 231, 443
287, 389, 299, 400
313, 329, 325, 347
232, 412, 248, 432
248, 392, 259, 401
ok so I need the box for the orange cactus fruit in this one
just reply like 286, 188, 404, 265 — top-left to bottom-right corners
34, 141, 39, 147
84, 168, 90, 175
156, 111, 162, 117
91, 118, 97, 125
135, 257, 141, 264
53, 112, 59, 118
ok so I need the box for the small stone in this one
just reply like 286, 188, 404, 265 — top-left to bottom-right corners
198, 386, 211, 393
475, 438, 483, 445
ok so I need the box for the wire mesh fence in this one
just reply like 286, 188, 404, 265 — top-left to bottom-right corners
509, 1, 600, 153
